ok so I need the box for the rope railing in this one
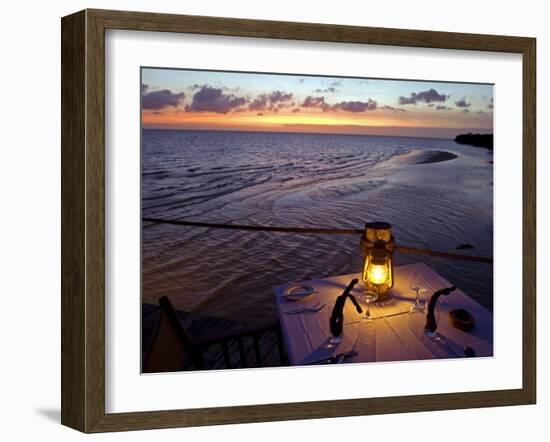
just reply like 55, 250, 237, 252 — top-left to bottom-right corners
142, 217, 493, 264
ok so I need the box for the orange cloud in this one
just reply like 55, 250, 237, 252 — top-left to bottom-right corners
142, 104, 492, 138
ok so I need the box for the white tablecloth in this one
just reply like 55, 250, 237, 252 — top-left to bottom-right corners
274, 263, 493, 365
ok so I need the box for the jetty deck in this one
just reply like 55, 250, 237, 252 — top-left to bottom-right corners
142, 303, 288, 370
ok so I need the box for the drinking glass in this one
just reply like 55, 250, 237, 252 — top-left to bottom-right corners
327, 314, 343, 348
407, 298, 449, 358
424, 294, 444, 338
423, 294, 463, 357
362, 289, 379, 321
409, 271, 427, 314
327, 332, 342, 348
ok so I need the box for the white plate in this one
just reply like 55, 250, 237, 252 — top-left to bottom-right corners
283, 284, 315, 301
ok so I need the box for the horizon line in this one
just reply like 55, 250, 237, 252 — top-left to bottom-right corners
140, 126, 493, 141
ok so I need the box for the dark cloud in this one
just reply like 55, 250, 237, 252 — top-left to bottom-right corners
249, 95, 268, 111
301, 96, 332, 112
427, 103, 435, 107
436, 105, 452, 110
398, 88, 448, 105
222, 85, 241, 92
488, 98, 494, 109
292, 108, 301, 113
190, 83, 240, 92
301, 96, 378, 113
333, 99, 377, 112
141, 84, 149, 94
257, 113, 264, 116
315, 87, 337, 93
249, 90, 293, 111
382, 105, 406, 113
462, 109, 470, 113
142, 89, 185, 110
186, 86, 247, 113
269, 91, 293, 103
302, 96, 326, 107
455, 97, 471, 108
313, 80, 341, 93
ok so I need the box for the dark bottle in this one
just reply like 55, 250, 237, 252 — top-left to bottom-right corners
329, 279, 363, 339
425, 286, 457, 335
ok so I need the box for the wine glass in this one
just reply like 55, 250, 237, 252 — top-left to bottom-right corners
406, 296, 450, 358
327, 311, 343, 348
327, 332, 342, 348
424, 293, 444, 338
362, 289, 379, 321
409, 271, 427, 314
422, 292, 463, 358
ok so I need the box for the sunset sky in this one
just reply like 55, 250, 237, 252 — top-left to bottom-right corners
141, 68, 494, 139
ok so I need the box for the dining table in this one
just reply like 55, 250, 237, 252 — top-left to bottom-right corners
274, 263, 493, 366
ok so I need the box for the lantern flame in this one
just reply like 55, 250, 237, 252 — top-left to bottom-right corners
368, 263, 388, 285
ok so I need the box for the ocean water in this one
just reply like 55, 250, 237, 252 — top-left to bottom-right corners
142, 129, 493, 324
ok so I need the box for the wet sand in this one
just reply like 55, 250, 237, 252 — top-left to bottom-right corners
391, 149, 458, 165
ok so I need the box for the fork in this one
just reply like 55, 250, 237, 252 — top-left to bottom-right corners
283, 302, 325, 315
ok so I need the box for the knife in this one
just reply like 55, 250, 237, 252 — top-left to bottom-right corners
307, 350, 358, 365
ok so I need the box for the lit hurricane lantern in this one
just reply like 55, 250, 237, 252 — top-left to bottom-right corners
360, 222, 395, 300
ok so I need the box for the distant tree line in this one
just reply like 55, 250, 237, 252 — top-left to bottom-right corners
454, 133, 493, 150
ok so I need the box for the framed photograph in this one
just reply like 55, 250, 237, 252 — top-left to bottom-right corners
61, 9, 536, 433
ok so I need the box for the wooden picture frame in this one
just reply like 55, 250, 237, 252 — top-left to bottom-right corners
61, 8, 536, 433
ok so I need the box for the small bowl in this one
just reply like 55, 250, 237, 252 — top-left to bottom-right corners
449, 308, 474, 332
